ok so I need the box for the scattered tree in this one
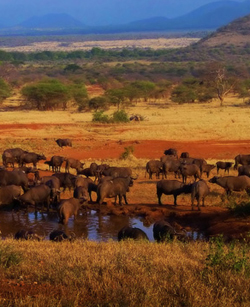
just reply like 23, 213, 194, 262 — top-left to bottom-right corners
21, 79, 70, 110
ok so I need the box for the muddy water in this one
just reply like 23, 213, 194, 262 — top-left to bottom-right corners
0, 210, 204, 242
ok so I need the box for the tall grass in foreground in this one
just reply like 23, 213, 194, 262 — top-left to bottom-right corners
0, 239, 250, 306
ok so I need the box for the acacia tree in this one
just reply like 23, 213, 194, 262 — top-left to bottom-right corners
105, 88, 126, 110
21, 79, 70, 110
200, 63, 238, 106
171, 78, 215, 104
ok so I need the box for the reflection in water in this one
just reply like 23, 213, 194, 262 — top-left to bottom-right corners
0, 210, 204, 242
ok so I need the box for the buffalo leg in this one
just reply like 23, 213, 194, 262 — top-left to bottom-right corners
118, 195, 123, 206
173, 194, 178, 206
123, 194, 128, 205
191, 194, 195, 210
197, 196, 201, 211
157, 192, 162, 205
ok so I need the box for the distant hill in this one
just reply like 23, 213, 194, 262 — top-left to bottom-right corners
18, 13, 86, 29
197, 13, 250, 47
0, 1, 250, 35
120, 0, 250, 32
172, 0, 250, 29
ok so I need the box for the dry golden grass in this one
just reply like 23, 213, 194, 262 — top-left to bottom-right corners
0, 95, 249, 142
0, 37, 200, 52
0, 239, 250, 306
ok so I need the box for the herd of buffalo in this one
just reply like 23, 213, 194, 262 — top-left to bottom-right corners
1, 141, 250, 242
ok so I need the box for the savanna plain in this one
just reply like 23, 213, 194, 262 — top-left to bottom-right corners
1, 93, 250, 306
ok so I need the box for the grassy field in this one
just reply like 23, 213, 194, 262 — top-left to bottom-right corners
1, 95, 249, 142
0, 238, 250, 306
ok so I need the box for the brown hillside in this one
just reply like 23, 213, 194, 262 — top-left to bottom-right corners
198, 14, 250, 47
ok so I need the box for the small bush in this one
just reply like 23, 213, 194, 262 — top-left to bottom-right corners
205, 235, 250, 275
120, 146, 134, 160
92, 110, 130, 123
112, 110, 129, 123
92, 111, 110, 123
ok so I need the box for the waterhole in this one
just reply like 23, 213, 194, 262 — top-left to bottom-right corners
0, 210, 205, 242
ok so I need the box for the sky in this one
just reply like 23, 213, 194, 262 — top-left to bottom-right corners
0, 0, 245, 26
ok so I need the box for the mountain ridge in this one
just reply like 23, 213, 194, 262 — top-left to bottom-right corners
0, 1, 250, 35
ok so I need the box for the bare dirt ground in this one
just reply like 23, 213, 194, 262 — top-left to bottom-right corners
1, 95, 250, 240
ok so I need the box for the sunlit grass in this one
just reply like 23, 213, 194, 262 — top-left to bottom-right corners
0, 239, 250, 306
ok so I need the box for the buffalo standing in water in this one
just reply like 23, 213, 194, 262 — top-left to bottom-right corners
118, 226, 149, 241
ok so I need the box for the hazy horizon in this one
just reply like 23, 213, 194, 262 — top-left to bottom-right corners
0, 0, 245, 27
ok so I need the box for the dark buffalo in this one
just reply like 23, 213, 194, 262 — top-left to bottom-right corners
49, 156, 65, 172
49, 230, 73, 242
0, 185, 22, 206
193, 158, 207, 175
19, 152, 46, 168
18, 184, 52, 211
95, 164, 110, 179
2, 148, 26, 167
65, 158, 84, 173
191, 180, 210, 211
163, 159, 181, 179
73, 186, 89, 200
14, 230, 41, 241
180, 157, 207, 175
209, 175, 250, 196
75, 176, 97, 202
164, 148, 178, 158
234, 154, 250, 169
216, 161, 233, 174
153, 220, 187, 242
102, 167, 132, 178
44, 160, 53, 171
156, 179, 192, 206
75, 176, 94, 188
180, 152, 190, 159
77, 163, 99, 180
118, 226, 149, 241
97, 176, 136, 206
55, 138, 72, 147
238, 165, 250, 177
16, 166, 36, 174
160, 155, 177, 163
40, 176, 61, 204
52, 172, 76, 191
202, 164, 216, 178
0, 170, 28, 191
179, 163, 200, 183
58, 198, 87, 225
77, 167, 95, 178
145, 160, 164, 179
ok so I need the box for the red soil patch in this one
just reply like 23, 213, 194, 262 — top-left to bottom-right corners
55, 139, 250, 160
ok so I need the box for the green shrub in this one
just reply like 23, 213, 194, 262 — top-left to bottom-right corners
120, 146, 134, 160
112, 110, 129, 123
205, 235, 250, 275
92, 111, 110, 123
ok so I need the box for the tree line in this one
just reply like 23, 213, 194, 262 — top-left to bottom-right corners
0, 58, 250, 110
